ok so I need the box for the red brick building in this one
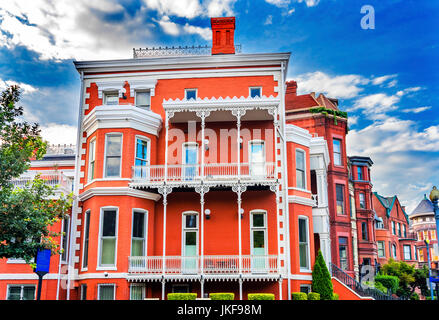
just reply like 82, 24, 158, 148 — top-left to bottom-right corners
373, 192, 417, 267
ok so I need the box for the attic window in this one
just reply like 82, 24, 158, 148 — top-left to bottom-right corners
185, 89, 197, 100
250, 87, 261, 98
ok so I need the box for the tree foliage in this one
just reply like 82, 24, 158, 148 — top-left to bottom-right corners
0, 85, 72, 266
312, 249, 334, 300
379, 258, 429, 298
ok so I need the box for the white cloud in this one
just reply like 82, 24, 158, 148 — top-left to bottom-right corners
371, 74, 397, 86
297, 0, 320, 7
264, 15, 273, 25
0, 79, 37, 95
206, 0, 236, 16
155, 16, 180, 36
183, 23, 212, 40
402, 106, 432, 114
347, 118, 439, 213
350, 93, 400, 116
292, 71, 369, 99
143, 0, 202, 19
40, 123, 78, 145
396, 86, 422, 97
265, 0, 291, 7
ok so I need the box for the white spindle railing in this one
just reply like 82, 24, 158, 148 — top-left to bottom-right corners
10, 171, 72, 193
131, 162, 276, 183
128, 255, 278, 274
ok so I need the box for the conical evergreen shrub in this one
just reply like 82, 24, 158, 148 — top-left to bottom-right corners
311, 249, 333, 300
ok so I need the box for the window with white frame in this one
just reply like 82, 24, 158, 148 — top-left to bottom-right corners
98, 284, 115, 300
130, 284, 145, 300
403, 224, 407, 238
298, 217, 310, 270
339, 237, 348, 271
135, 90, 151, 110
104, 133, 122, 178
403, 245, 412, 260
333, 139, 342, 166
103, 92, 119, 105
251, 211, 267, 271
134, 137, 149, 178
397, 223, 401, 237
377, 241, 385, 258
131, 210, 147, 257
249, 87, 261, 98
7, 285, 35, 300
249, 141, 265, 177
392, 244, 397, 258
392, 221, 396, 235
80, 284, 87, 300
61, 217, 69, 263
88, 139, 96, 182
185, 89, 197, 100
99, 209, 117, 267
82, 210, 91, 269
359, 192, 366, 209
295, 149, 306, 190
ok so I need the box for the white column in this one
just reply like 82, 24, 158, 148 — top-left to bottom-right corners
279, 277, 283, 300
232, 184, 247, 278
232, 109, 246, 176
196, 185, 209, 275
239, 277, 243, 301
161, 278, 166, 300
159, 186, 172, 276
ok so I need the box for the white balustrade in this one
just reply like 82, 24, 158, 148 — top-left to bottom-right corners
10, 170, 72, 193
128, 255, 278, 275
132, 162, 276, 183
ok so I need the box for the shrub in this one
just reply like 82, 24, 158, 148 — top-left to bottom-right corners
167, 293, 197, 300
374, 281, 388, 294
332, 293, 339, 300
312, 250, 334, 300
291, 292, 308, 300
248, 293, 275, 300
307, 292, 320, 300
209, 293, 235, 300
374, 275, 399, 294
410, 293, 419, 300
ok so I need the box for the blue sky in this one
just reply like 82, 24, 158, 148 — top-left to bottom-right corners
0, 0, 438, 212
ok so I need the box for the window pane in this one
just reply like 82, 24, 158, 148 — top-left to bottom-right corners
336, 184, 345, 214
105, 157, 121, 177
103, 210, 116, 237
136, 139, 148, 161
131, 239, 144, 256
296, 170, 305, 189
186, 90, 196, 100
22, 286, 35, 300
299, 243, 308, 268
185, 231, 197, 246
250, 88, 261, 98
105, 93, 119, 105
333, 139, 341, 153
252, 214, 264, 227
299, 219, 307, 243
7, 287, 21, 300
131, 286, 144, 300
296, 150, 305, 170
185, 215, 197, 228
253, 230, 265, 249
136, 91, 150, 107
357, 167, 363, 180
333, 139, 341, 165
101, 238, 116, 265
106, 135, 122, 156
132, 212, 145, 238
99, 285, 115, 300
83, 212, 90, 268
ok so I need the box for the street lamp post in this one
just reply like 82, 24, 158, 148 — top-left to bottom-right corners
425, 239, 434, 300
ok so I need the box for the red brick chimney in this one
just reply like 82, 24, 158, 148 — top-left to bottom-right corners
286, 80, 297, 96
211, 17, 235, 55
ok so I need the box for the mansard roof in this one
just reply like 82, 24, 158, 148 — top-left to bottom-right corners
410, 195, 434, 217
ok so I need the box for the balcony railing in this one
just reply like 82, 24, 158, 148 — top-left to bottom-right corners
131, 162, 276, 184
128, 255, 279, 275
11, 171, 72, 194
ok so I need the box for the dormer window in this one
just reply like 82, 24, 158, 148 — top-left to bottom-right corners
135, 90, 151, 110
185, 89, 197, 100
104, 92, 119, 105
250, 87, 261, 98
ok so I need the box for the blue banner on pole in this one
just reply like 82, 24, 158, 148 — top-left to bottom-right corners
430, 276, 439, 283
35, 249, 51, 274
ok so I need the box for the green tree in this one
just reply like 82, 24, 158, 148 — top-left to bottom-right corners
0, 85, 72, 266
380, 258, 428, 299
312, 249, 334, 300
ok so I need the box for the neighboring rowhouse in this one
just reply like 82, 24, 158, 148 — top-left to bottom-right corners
373, 192, 417, 267
409, 196, 439, 272
0, 144, 75, 300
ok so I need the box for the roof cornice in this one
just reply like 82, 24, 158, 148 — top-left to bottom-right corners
73, 52, 291, 75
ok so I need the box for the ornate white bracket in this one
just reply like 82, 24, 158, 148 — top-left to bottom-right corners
96, 80, 126, 99
129, 79, 157, 97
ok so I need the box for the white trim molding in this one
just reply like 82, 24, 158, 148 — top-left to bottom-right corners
79, 187, 161, 201
288, 195, 316, 207
129, 79, 157, 97
285, 124, 312, 147
95, 80, 126, 98
82, 105, 163, 137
